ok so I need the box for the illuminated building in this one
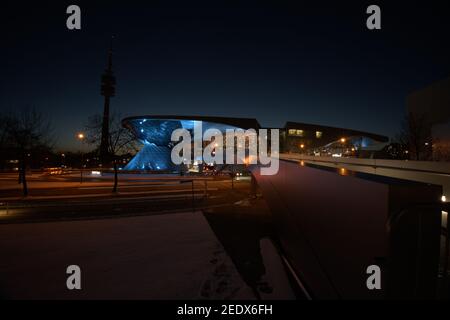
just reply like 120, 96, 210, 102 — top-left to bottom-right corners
122, 116, 388, 171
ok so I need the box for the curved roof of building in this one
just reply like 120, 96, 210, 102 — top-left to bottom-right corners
285, 121, 388, 142
122, 115, 261, 130
121, 115, 388, 142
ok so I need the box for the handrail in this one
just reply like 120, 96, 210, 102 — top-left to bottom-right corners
280, 154, 450, 176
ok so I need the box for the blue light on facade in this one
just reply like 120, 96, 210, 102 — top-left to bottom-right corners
123, 118, 240, 171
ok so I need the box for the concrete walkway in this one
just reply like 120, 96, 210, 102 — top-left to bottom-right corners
0, 212, 254, 299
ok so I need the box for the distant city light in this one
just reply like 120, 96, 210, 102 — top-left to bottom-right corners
77, 133, 85, 140
340, 138, 346, 143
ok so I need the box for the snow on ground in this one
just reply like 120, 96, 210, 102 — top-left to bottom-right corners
0, 212, 254, 300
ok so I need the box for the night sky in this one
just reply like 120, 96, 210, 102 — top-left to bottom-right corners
2, 1, 450, 151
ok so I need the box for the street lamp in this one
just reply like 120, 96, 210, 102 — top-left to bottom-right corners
299, 143, 305, 155
77, 133, 85, 183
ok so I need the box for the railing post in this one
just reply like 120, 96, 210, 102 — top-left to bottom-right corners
444, 208, 450, 293
191, 180, 195, 213
250, 174, 257, 199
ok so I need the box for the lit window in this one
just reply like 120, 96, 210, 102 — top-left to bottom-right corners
316, 131, 323, 138
288, 129, 305, 136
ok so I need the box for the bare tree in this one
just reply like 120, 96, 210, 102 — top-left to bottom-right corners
85, 112, 137, 192
0, 113, 10, 170
4, 109, 54, 196
397, 111, 433, 161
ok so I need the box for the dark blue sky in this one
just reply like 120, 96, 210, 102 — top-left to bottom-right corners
2, 1, 450, 150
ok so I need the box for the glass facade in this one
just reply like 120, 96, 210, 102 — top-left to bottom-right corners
123, 118, 241, 171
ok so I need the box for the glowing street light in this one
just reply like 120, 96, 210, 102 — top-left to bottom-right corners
77, 132, 85, 183
340, 138, 346, 144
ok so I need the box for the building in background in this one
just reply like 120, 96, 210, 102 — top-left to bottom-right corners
122, 115, 388, 172
282, 121, 388, 157
122, 116, 259, 172
407, 76, 450, 160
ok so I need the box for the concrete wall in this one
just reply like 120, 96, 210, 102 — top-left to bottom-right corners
252, 160, 442, 299
280, 154, 450, 199
407, 77, 450, 126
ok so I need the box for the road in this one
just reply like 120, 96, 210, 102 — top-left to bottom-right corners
0, 172, 252, 223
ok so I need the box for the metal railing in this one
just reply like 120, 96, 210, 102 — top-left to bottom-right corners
387, 202, 450, 299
